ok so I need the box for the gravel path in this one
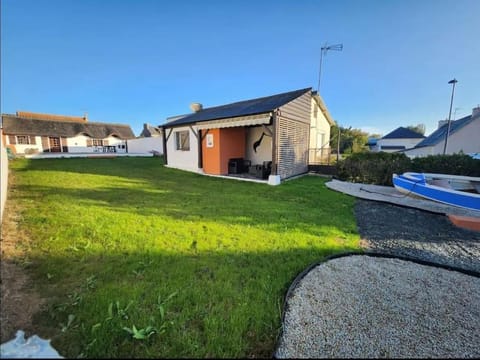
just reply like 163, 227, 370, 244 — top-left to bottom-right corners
275, 255, 480, 358
275, 199, 480, 358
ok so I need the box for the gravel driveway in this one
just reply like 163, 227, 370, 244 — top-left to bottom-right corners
355, 199, 480, 273
275, 199, 480, 358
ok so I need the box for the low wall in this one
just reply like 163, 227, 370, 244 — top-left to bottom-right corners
1, 136, 8, 221
127, 137, 163, 154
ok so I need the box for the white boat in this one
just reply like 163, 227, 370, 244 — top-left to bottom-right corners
422, 173, 480, 192
392, 172, 480, 211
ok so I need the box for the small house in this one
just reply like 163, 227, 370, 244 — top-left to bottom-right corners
1, 111, 135, 155
161, 87, 334, 184
375, 127, 425, 153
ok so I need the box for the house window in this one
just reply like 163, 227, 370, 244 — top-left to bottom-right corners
87, 139, 105, 147
175, 131, 190, 151
15, 135, 36, 145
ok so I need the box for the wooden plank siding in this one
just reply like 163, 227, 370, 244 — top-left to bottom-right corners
276, 92, 311, 179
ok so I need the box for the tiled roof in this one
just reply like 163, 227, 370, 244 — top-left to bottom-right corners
2, 114, 135, 139
382, 127, 426, 139
415, 114, 474, 148
164, 87, 311, 127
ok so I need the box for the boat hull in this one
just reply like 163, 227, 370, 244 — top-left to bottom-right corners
393, 173, 480, 211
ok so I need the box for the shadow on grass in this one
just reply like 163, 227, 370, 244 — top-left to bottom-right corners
23, 246, 358, 359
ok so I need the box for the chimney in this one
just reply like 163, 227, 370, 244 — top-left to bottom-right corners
189, 103, 203, 113
472, 105, 480, 118
438, 119, 448, 129
83, 112, 88, 122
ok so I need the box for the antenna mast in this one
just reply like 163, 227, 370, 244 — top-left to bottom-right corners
317, 42, 343, 93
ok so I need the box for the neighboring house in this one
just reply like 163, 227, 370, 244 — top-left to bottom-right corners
139, 123, 162, 137
403, 106, 480, 158
1, 111, 135, 155
161, 87, 334, 183
374, 127, 425, 153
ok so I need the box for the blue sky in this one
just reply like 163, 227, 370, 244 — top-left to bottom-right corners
1, 0, 479, 137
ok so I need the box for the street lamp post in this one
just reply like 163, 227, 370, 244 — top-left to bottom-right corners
442, 78, 458, 155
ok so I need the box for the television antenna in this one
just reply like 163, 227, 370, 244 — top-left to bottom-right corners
317, 42, 343, 93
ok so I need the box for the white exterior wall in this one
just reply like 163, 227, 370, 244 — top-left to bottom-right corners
403, 146, 435, 158
6, 134, 128, 154
309, 98, 331, 150
127, 137, 163, 154
377, 138, 424, 152
442, 117, 480, 155
246, 126, 272, 164
66, 135, 127, 153
5, 135, 43, 154
165, 126, 200, 172
404, 116, 479, 158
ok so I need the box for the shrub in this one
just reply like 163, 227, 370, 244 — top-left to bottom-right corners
336, 152, 411, 186
336, 152, 480, 186
411, 154, 480, 176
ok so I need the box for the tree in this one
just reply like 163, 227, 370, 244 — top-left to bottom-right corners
406, 123, 426, 135
330, 125, 370, 154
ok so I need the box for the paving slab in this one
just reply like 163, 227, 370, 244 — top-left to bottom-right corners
326, 179, 480, 217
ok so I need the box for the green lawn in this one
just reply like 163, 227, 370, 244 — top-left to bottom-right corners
7, 157, 360, 358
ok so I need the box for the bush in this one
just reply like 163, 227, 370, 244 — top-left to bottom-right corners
336, 152, 411, 186
336, 152, 480, 186
411, 154, 480, 176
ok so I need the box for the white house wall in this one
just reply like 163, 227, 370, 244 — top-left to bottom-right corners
246, 126, 272, 164
6, 134, 128, 154
165, 126, 199, 172
442, 117, 480, 155
404, 116, 479, 158
309, 97, 331, 163
377, 138, 424, 152
66, 135, 127, 153
5, 135, 43, 154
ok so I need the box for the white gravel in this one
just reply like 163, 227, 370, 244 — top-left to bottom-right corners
275, 255, 480, 358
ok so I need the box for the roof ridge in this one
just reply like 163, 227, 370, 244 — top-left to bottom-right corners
198, 87, 312, 112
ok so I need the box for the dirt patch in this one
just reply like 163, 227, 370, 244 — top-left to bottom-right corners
0, 173, 46, 343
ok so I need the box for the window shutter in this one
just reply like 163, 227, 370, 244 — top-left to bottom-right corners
30, 136, 37, 145
60, 137, 68, 152
103, 139, 109, 146
86, 139, 93, 147
41, 137, 50, 152
8, 135, 16, 145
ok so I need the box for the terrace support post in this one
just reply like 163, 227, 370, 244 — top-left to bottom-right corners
163, 128, 172, 165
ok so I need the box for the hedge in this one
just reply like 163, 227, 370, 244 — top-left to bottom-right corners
336, 153, 480, 186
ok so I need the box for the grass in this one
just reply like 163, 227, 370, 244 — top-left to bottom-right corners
6, 157, 360, 358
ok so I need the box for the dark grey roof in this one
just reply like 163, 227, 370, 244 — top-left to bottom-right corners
2, 115, 135, 139
164, 87, 312, 127
382, 127, 425, 139
415, 114, 474, 148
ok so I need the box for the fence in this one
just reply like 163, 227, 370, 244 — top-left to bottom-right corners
308, 147, 335, 165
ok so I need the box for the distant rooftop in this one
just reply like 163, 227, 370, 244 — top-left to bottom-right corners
415, 114, 475, 148
382, 127, 425, 139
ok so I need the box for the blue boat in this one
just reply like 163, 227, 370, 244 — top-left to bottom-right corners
392, 172, 480, 212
